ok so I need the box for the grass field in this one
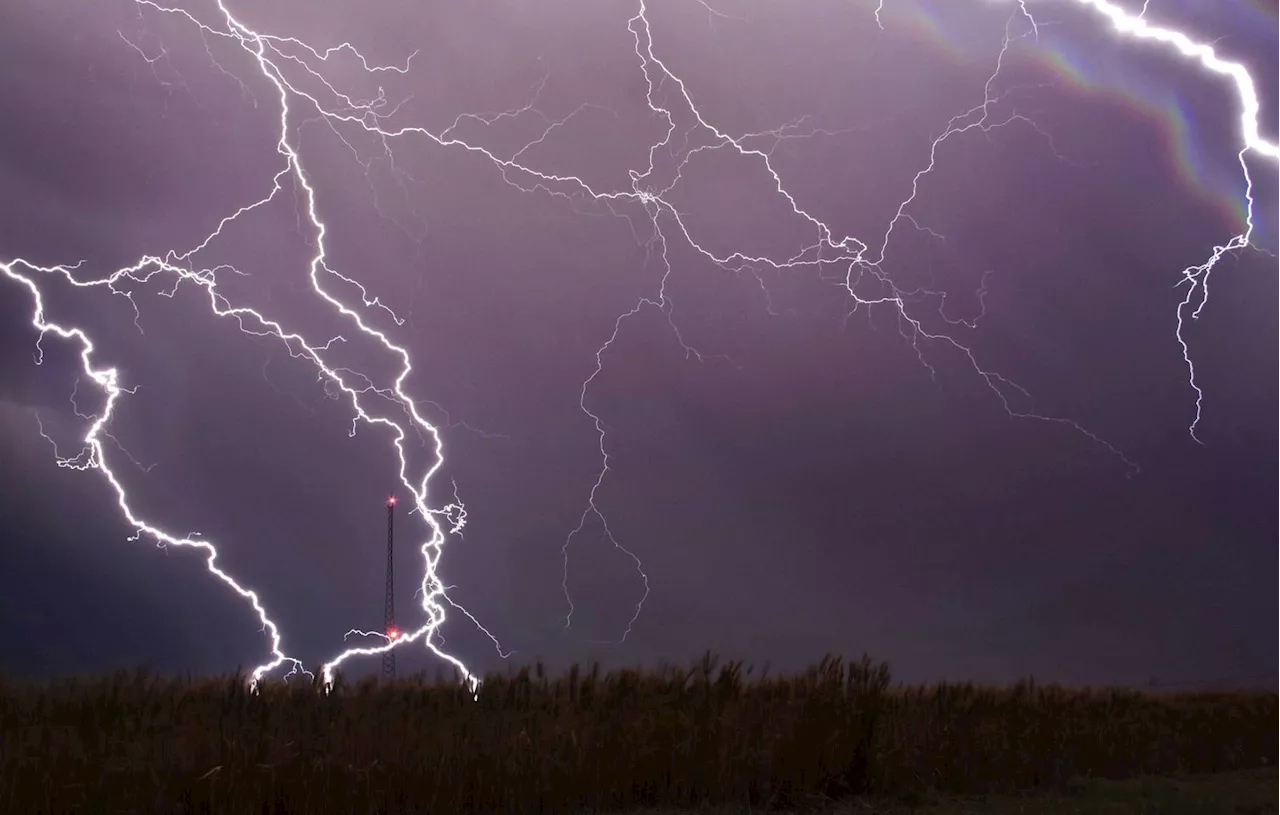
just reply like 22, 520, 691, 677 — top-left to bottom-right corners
622, 767, 1278, 813
1, 654, 1274, 813
646, 767, 1277, 814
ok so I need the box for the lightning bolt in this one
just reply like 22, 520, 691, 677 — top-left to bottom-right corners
3, 0, 1273, 687
1057, 0, 1276, 442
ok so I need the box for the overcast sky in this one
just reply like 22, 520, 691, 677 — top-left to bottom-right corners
1, 0, 1275, 689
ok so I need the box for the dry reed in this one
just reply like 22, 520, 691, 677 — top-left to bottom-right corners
1, 653, 1273, 813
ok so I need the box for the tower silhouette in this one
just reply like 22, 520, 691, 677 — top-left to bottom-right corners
383, 495, 397, 680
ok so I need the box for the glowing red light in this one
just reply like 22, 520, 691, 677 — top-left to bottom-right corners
386, 495, 397, 507
387, 627, 400, 640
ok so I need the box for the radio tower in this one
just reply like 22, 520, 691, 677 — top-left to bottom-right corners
383, 495, 398, 681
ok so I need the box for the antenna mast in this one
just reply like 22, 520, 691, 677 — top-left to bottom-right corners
383, 495, 397, 680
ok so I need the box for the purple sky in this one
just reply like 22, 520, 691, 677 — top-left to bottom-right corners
1, 0, 1276, 689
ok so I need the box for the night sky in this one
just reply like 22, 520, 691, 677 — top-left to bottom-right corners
1, 0, 1276, 690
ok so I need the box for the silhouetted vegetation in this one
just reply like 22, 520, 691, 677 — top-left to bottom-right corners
1, 653, 1274, 813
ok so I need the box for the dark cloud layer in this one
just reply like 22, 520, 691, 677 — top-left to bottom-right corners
1, 0, 1275, 688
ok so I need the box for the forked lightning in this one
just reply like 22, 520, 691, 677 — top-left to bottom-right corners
3, 0, 1273, 690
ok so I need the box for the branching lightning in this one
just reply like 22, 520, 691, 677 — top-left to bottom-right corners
3, 0, 1274, 688
1060, 0, 1276, 442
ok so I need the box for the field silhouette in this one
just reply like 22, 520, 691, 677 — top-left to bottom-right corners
2, 653, 1274, 813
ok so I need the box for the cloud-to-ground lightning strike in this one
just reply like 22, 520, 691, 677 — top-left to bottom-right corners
1055, 0, 1279, 441
3, 0, 1274, 687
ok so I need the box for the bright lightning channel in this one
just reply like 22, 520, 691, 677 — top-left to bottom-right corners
1061, 0, 1277, 442
3, 0, 1274, 688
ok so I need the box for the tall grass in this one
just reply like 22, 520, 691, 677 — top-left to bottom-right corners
1, 654, 1273, 813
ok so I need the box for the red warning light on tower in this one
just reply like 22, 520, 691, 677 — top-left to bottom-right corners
386, 495, 397, 507
387, 626, 401, 640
